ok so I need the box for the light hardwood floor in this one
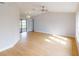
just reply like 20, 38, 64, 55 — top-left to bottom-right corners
0, 32, 78, 56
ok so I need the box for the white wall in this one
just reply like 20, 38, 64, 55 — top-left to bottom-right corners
33, 12, 75, 37
76, 12, 79, 53
0, 3, 20, 52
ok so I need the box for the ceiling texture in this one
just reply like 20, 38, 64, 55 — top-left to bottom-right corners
15, 2, 79, 16
0, 2, 79, 16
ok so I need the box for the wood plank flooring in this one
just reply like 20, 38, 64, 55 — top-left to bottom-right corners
0, 32, 78, 56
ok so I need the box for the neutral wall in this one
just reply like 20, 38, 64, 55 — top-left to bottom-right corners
33, 12, 75, 37
76, 12, 79, 53
0, 3, 20, 51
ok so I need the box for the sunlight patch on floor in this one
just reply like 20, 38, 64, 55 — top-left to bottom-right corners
49, 36, 67, 45
45, 34, 70, 46
53, 34, 69, 41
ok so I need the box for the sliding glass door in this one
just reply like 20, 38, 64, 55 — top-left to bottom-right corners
20, 19, 27, 33
20, 18, 33, 33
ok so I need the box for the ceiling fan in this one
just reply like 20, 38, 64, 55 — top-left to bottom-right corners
40, 5, 48, 13
31, 5, 48, 13
25, 5, 48, 17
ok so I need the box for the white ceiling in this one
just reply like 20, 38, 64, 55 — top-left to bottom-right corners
16, 2, 79, 16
